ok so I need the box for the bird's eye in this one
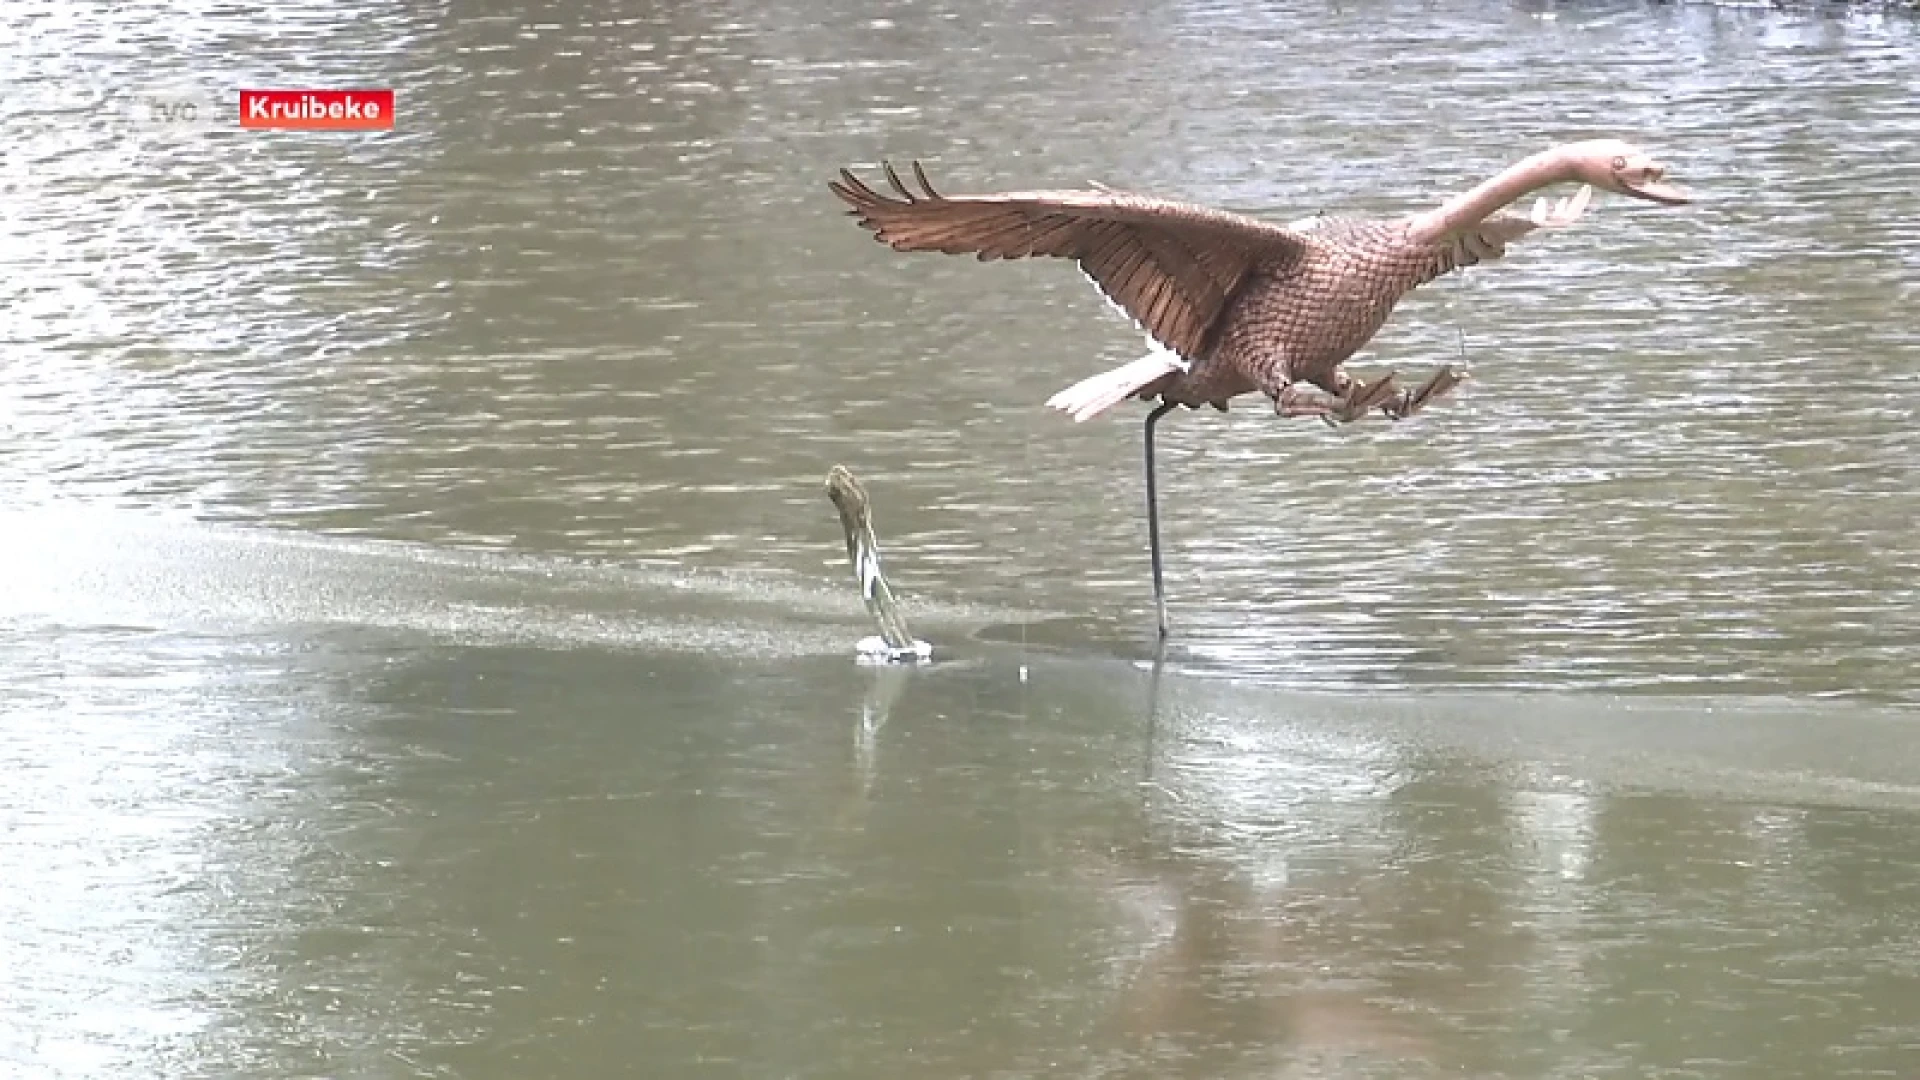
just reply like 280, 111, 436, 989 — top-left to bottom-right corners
1611, 156, 1628, 171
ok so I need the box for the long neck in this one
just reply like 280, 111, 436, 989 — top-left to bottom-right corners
1404, 145, 1579, 245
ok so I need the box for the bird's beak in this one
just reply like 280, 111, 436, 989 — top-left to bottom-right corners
1621, 178, 1692, 206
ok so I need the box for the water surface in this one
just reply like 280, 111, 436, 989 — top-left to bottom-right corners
3, 0, 1919, 1076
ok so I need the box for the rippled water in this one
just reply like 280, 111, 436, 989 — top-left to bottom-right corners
4, 0, 1916, 702
5, 1, 1920, 1077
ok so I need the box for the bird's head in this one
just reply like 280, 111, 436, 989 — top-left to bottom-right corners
1564, 139, 1691, 206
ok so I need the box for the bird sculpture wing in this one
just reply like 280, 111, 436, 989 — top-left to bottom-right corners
1428, 184, 1594, 273
1295, 185, 1594, 284
832, 162, 1313, 364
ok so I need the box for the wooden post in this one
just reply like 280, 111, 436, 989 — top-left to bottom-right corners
825, 466, 931, 663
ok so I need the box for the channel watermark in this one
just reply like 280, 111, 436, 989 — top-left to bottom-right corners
124, 85, 225, 133
239, 89, 394, 131
6, 83, 396, 136
4, 82, 222, 135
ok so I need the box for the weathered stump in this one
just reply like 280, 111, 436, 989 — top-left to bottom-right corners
825, 465, 932, 663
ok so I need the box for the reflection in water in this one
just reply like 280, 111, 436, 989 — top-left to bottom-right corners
1090, 867, 1439, 1077
4, 566, 1920, 1076
1085, 750, 1451, 1076
1067, 670, 1920, 1078
856, 661, 915, 803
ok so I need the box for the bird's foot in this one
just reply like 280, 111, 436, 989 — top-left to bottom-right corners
1381, 365, 1469, 421
1320, 373, 1402, 427
1274, 384, 1335, 419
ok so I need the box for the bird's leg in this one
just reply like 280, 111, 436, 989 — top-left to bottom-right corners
1332, 372, 1402, 425
1308, 368, 1402, 427
1142, 400, 1178, 638
1267, 369, 1396, 425
1273, 384, 1336, 419
1381, 366, 1469, 421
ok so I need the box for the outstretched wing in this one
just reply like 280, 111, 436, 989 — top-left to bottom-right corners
1300, 185, 1595, 287
1427, 185, 1594, 277
831, 161, 1313, 363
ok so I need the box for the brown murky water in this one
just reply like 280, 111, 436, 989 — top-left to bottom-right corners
3, 0, 1919, 1076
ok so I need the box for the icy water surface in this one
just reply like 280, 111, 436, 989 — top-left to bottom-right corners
3, 0, 1918, 1075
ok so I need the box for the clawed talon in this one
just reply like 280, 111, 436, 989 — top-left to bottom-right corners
1384, 365, 1469, 420
1322, 372, 1401, 427
1275, 384, 1334, 419
1286, 365, 1467, 427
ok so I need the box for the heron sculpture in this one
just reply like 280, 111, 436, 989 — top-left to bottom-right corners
831, 140, 1690, 635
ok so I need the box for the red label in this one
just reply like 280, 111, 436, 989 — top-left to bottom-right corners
239, 89, 395, 130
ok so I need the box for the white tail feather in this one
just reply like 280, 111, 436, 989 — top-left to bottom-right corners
1044, 348, 1187, 423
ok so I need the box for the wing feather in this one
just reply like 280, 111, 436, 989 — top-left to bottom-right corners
831, 161, 1311, 361
1299, 185, 1594, 288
